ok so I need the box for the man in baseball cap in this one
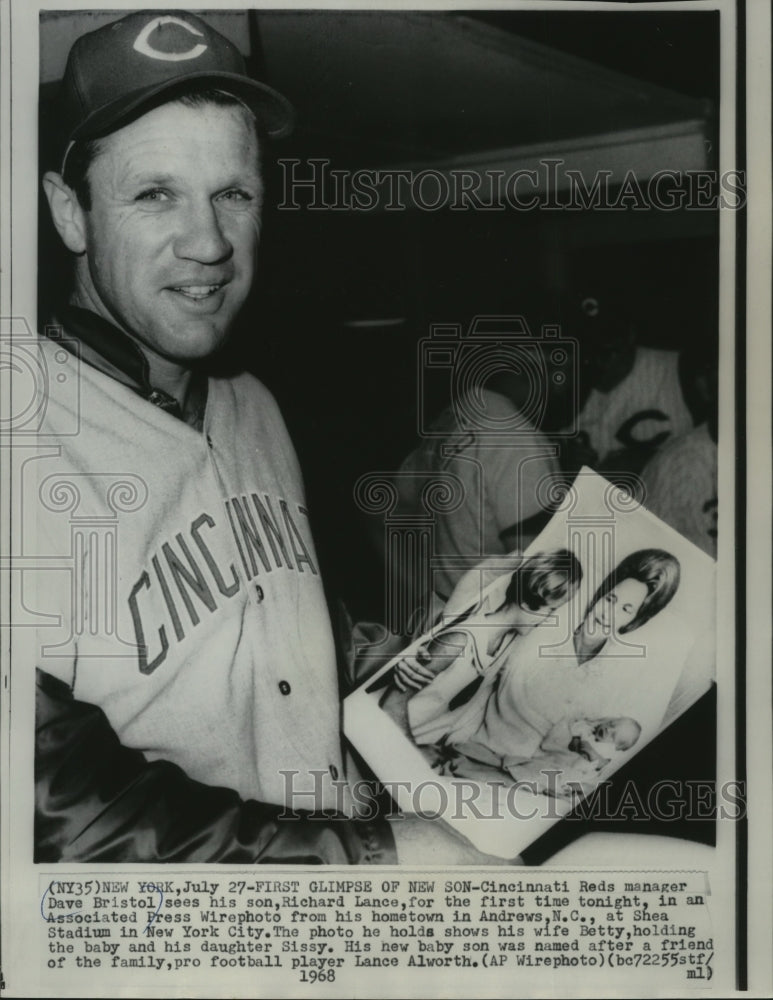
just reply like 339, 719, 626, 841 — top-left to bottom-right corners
36, 10, 506, 866
57, 11, 293, 152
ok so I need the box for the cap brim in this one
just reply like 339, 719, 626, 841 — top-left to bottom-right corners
70, 70, 295, 141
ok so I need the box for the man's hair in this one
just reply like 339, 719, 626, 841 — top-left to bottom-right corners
588, 548, 681, 634
505, 548, 583, 612
62, 87, 263, 210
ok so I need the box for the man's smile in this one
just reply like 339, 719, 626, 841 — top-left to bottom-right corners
164, 280, 233, 312
169, 280, 229, 299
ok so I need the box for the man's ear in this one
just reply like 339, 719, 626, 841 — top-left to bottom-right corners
42, 172, 87, 254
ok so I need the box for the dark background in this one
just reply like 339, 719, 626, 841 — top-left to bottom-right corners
252, 11, 720, 620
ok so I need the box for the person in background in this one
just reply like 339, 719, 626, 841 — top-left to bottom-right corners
557, 294, 695, 481
639, 343, 718, 558
394, 339, 568, 600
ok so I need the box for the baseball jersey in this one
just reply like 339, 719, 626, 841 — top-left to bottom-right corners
33, 332, 346, 810
396, 389, 559, 597
575, 347, 694, 464
639, 423, 718, 558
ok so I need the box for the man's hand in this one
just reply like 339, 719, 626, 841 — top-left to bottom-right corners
393, 645, 435, 691
389, 814, 523, 866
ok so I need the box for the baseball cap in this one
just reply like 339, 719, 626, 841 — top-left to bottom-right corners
58, 10, 294, 145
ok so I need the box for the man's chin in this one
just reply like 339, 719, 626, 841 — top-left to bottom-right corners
144, 322, 234, 367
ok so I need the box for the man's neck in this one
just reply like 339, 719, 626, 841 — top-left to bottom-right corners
70, 289, 192, 412
143, 351, 194, 411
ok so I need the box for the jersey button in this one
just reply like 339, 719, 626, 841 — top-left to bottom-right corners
255, 584, 264, 603
278, 680, 291, 696
329, 764, 339, 780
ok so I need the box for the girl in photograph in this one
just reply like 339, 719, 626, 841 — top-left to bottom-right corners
377, 549, 582, 732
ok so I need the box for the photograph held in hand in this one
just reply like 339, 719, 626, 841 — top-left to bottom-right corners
347, 471, 715, 860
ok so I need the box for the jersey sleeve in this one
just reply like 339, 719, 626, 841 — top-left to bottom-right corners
35, 669, 396, 865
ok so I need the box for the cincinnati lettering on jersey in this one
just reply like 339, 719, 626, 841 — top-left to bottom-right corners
128, 494, 318, 674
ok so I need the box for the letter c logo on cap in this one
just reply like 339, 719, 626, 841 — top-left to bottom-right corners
133, 16, 208, 62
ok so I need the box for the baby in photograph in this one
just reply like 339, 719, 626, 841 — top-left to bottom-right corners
429, 714, 642, 798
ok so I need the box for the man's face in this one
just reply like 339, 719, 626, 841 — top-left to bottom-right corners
73, 100, 262, 366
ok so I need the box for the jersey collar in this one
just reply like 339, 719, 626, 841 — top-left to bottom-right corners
50, 305, 207, 429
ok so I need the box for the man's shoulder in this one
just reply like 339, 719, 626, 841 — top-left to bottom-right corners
215, 368, 275, 403
478, 388, 548, 436
211, 369, 280, 412
209, 369, 292, 439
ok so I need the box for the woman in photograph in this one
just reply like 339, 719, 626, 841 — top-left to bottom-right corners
409, 548, 681, 769
566, 547, 681, 664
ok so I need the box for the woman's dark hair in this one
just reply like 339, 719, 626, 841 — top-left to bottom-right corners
61, 86, 265, 210
505, 548, 583, 612
588, 548, 681, 634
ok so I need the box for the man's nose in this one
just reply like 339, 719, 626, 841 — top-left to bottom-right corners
173, 201, 232, 264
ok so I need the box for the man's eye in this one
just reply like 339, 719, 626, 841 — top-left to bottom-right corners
136, 189, 170, 203
622, 603, 634, 614
218, 189, 253, 203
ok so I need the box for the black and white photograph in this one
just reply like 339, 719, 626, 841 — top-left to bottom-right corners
28, 4, 723, 867
0, 1, 769, 996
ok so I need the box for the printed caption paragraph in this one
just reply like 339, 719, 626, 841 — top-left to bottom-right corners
38, 872, 713, 990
